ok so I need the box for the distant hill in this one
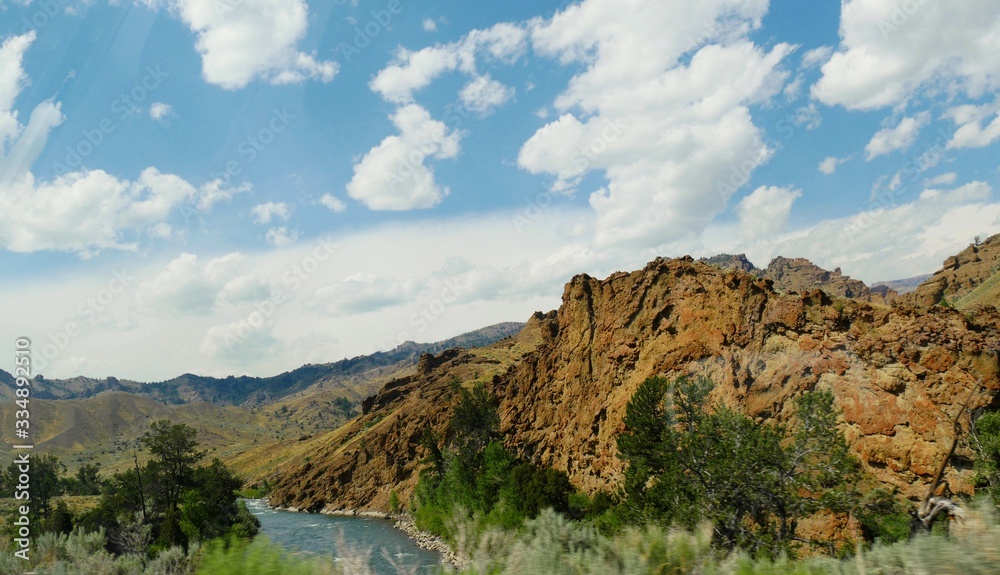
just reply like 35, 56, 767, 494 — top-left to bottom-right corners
0, 322, 524, 473
872, 274, 933, 295
2, 322, 524, 408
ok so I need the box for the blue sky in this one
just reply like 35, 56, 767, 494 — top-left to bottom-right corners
1, 0, 999, 380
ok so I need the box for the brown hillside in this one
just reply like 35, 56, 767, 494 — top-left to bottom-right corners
268, 256, 1000, 513
910, 233, 1000, 309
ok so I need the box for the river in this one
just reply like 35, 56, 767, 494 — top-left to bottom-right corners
245, 499, 446, 574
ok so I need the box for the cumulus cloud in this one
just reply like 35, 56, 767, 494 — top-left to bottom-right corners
459, 74, 514, 116
422, 18, 437, 32
136, 252, 270, 316
146, 0, 337, 90
865, 112, 930, 160
370, 22, 527, 104
736, 185, 801, 239
200, 316, 279, 360
520, 0, 792, 248
149, 102, 172, 120
0, 31, 245, 255
346, 104, 461, 211
814, 0, 1000, 109
252, 201, 291, 224
818, 156, 846, 175
945, 101, 1000, 149
319, 193, 347, 212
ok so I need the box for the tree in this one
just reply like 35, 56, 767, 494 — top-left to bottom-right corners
141, 420, 204, 514
449, 382, 501, 460
617, 375, 858, 557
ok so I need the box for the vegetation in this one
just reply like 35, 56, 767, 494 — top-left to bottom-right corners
972, 410, 1000, 503
412, 383, 579, 540
1, 420, 257, 572
615, 375, 907, 557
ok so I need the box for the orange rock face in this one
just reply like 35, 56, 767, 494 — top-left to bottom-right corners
268, 255, 1000, 514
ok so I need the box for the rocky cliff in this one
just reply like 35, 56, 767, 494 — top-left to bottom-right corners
909, 234, 1000, 309
267, 248, 1000, 514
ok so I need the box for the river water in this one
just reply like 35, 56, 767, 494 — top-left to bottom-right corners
245, 499, 445, 574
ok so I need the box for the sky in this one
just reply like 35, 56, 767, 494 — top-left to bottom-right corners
1, 0, 1000, 381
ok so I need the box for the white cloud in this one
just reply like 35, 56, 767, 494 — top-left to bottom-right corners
924, 172, 958, 187
459, 74, 514, 116
196, 178, 251, 210
801, 46, 832, 69
369, 22, 527, 104
865, 112, 930, 160
136, 252, 269, 316
149, 222, 173, 239
0, 32, 35, 153
736, 185, 800, 239
728, 182, 999, 283
252, 201, 291, 224
520, 0, 792, 248
814, 0, 1000, 109
265, 226, 298, 246
148, 0, 337, 90
149, 102, 172, 121
818, 156, 846, 175
422, 18, 437, 32
310, 272, 422, 316
200, 316, 279, 361
319, 193, 347, 212
347, 104, 461, 211
945, 101, 1000, 149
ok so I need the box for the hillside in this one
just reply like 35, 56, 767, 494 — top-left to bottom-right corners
909, 234, 1000, 309
0, 323, 524, 473
267, 249, 1000, 514
873, 274, 933, 295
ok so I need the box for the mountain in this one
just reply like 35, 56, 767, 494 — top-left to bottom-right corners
266, 247, 1000, 514
19, 322, 524, 407
0, 323, 524, 473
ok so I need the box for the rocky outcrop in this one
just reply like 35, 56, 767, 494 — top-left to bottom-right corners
268, 252, 1000, 514
761, 256, 897, 304
495, 257, 997, 501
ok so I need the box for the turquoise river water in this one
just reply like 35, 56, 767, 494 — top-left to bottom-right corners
245, 499, 445, 574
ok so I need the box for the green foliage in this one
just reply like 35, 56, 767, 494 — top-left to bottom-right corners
60, 463, 104, 496
852, 487, 911, 545
388, 490, 402, 515
972, 411, 1000, 503
196, 536, 343, 575
413, 383, 575, 540
142, 420, 205, 515
617, 375, 860, 557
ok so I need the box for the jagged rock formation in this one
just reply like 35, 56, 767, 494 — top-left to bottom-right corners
267, 248, 1000, 514
698, 254, 897, 304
